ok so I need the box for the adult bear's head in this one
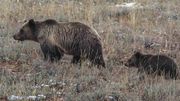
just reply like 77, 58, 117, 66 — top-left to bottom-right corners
13, 19, 38, 42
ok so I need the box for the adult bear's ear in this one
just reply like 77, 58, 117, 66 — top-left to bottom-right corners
28, 19, 36, 29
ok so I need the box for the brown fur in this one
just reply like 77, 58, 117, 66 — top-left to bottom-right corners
13, 19, 105, 67
125, 52, 178, 79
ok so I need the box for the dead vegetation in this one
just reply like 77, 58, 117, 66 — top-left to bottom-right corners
0, 0, 180, 101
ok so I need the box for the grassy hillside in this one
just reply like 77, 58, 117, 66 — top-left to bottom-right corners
0, 0, 180, 101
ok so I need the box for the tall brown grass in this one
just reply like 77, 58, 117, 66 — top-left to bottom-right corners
0, 0, 180, 100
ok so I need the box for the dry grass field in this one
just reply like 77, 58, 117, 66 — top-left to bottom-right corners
0, 0, 180, 101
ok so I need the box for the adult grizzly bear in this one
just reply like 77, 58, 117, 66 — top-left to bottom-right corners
125, 52, 178, 79
13, 19, 105, 67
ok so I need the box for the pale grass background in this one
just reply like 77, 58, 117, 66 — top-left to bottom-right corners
0, 0, 180, 101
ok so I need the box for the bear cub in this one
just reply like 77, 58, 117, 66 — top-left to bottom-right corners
125, 52, 178, 79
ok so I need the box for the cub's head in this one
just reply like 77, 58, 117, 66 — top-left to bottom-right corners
13, 19, 38, 42
125, 51, 142, 68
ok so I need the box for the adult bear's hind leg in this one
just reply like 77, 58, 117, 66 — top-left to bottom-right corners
89, 48, 106, 68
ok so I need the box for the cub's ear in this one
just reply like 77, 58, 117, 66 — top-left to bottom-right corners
29, 19, 35, 25
28, 19, 36, 29
134, 51, 142, 58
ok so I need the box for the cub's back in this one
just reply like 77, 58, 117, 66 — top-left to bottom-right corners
147, 55, 177, 68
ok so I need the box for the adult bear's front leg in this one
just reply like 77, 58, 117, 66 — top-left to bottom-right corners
40, 43, 50, 61
40, 42, 64, 62
51, 46, 64, 62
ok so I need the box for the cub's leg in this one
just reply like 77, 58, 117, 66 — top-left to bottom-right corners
71, 55, 81, 64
